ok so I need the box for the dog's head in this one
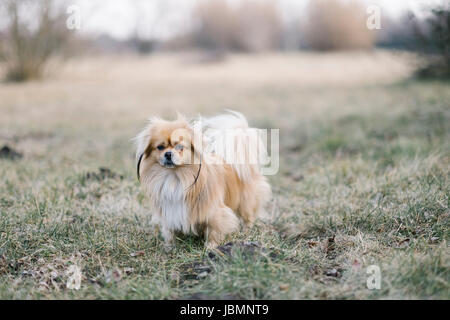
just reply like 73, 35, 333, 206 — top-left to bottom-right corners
135, 114, 200, 174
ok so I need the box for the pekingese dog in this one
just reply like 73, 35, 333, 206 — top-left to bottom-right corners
134, 111, 271, 249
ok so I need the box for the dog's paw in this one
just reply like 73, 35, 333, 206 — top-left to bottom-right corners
163, 241, 175, 252
205, 241, 219, 250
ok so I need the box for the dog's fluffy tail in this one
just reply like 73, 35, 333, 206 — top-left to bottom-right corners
200, 110, 249, 131
195, 110, 267, 182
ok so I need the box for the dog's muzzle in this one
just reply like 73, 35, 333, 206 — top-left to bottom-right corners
163, 151, 175, 167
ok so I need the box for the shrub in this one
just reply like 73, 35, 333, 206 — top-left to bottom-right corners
189, 0, 282, 53
413, 5, 450, 79
376, 12, 418, 50
304, 0, 375, 51
233, 0, 282, 52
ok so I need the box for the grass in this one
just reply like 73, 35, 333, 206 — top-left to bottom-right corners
0, 52, 449, 299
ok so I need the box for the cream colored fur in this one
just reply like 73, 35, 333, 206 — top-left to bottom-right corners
134, 111, 271, 248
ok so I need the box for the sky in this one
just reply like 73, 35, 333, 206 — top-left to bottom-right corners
73, 0, 447, 40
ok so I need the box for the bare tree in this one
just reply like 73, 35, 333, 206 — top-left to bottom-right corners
0, 0, 72, 82
129, 0, 171, 55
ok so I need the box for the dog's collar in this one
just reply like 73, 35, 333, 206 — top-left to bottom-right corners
185, 155, 202, 191
136, 152, 144, 182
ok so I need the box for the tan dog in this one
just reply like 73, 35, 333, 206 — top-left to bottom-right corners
135, 111, 271, 249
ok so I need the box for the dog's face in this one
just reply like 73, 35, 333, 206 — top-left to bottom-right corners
144, 119, 197, 168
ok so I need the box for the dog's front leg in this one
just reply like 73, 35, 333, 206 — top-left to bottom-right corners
160, 224, 175, 250
205, 206, 239, 249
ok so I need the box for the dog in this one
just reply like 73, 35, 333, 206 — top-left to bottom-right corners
134, 111, 271, 249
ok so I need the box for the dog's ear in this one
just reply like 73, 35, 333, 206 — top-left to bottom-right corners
134, 116, 163, 158
134, 122, 152, 160
133, 117, 160, 180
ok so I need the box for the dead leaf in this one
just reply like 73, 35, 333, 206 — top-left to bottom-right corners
105, 269, 122, 283
130, 250, 145, 257
352, 259, 362, 270
323, 236, 336, 256
307, 240, 318, 248
395, 238, 410, 249
279, 283, 290, 291
429, 237, 439, 244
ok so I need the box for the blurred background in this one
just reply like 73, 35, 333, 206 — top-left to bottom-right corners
0, 0, 449, 162
0, 0, 449, 82
0, 0, 449, 300
0, 0, 449, 174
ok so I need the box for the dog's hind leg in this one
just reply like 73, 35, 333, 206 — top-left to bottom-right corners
238, 178, 271, 228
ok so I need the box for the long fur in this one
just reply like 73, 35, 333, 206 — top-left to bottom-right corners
134, 111, 271, 248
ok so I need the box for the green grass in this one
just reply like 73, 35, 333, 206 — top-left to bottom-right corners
0, 56, 449, 299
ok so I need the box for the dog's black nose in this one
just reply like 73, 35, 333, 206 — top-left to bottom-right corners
164, 151, 172, 160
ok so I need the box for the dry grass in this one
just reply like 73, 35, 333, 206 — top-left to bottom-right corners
0, 51, 448, 299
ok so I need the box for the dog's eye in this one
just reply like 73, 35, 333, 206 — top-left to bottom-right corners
157, 145, 165, 150
175, 144, 184, 151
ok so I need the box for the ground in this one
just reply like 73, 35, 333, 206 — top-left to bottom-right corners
0, 51, 448, 299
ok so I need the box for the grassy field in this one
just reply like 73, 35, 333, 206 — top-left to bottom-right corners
0, 51, 448, 299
